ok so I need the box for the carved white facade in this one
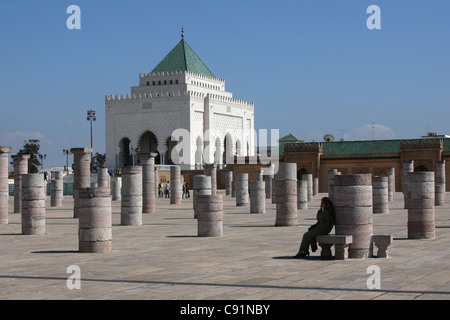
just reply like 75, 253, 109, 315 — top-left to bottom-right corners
105, 68, 255, 170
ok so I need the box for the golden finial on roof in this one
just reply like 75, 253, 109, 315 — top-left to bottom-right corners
181, 26, 184, 39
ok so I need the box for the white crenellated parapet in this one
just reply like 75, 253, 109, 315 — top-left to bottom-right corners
105, 91, 189, 101
207, 93, 254, 110
138, 70, 225, 87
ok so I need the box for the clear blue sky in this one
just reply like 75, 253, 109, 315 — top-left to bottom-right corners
1, 0, 450, 169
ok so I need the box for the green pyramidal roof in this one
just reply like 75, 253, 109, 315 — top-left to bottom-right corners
151, 39, 215, 78
279, 134, 304, 142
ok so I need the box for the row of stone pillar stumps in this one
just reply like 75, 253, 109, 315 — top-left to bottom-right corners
1, 143, 445, 258
0, 148, 107, 253
0, 147, 224, 251
211, 162, 444, 259
191, 163, 320, 238
325, 162, 445, 259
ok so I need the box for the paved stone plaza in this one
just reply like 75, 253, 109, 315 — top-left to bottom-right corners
0, 192, 449, 301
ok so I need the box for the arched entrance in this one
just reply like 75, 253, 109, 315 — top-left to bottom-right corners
223, 134, 234, 166
119, 137, 132, 167
138, 131, 160, 164
297, 168, 309, 180
415, 165, 429, 172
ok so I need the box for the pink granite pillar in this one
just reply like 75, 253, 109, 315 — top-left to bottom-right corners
154, 167, 159, 197
170, 165, 182, 204
0, 146, 12, 224
197, 194, 223, 237
334, 174, 373, 259
435, 160, 445, 206
249, 180, 265, 214
193, 175, 211, 218
12, 154, 30, 213
275, 163, 298, 226
302, 174, 313, 202
97, 168, 110, 189
264, 164, 274, 199
50, 171, 64, 207
407, 172, 435, 239
297, 180, 308, 210
271, 175, 277, 204
78, 187, 112, 253
139, 153, 156, 213
225, 171, 233, 196
313, 177, 319, 196
111, 177, 121, 201
328, 169, 341, 202
121, 166, 142, 226
71, 148, 93, 218
235, 173, 249, 206
372, 176, 389, 214
22, 174, 46, 235
403, 160, 414, 209
386, 167, 395, 201
204, 163, 217, 194
255, 169, 264, 182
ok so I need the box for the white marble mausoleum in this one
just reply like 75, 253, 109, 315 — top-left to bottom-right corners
105, 32, 255, 170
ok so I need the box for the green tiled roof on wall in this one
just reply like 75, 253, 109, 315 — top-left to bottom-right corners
151, 39, 215, 78
443, 139, 450, 151
279, 134, 304, 142
279, 138, 450, 156
322, 140, 401, 155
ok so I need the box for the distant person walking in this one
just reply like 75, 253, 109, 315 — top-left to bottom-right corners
185, 182, 190, 198
165, 181, 170, 198
182, 182, 187, 198
158, 183, 163, 198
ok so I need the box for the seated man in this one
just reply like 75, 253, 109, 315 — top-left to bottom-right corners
293, 197, 335, 258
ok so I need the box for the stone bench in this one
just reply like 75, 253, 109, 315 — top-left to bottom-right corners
369, 234, 393, 258
316, 235, 353, 260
